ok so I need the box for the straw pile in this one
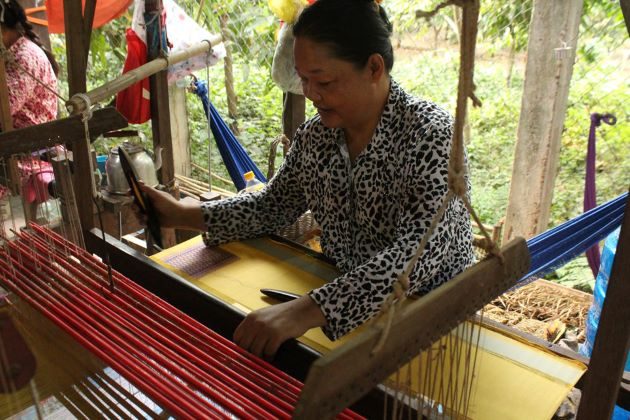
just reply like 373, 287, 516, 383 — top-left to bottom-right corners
484, 279, 593, 342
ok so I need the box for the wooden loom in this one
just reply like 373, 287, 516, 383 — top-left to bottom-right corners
0, 99, 538, 417
0, 115, 627, 418
1, 1, 629, 418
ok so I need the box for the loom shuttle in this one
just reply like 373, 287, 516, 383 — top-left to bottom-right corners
260, 288, 301, 302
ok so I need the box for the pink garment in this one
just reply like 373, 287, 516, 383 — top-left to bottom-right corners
0, 185, 8, 201
4, 37, 58, 204
6, 37, 58, 129
18, 159, 53, 204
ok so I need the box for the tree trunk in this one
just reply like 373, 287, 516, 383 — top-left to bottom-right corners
169, 84, 191, 178
502, 0, 583, 242
220, 14, 239, 136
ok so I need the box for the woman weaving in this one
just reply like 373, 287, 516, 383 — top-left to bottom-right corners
141, 0, 474, 358
1, 0, 59, 221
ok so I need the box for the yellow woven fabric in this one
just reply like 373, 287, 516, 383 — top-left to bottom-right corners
152, 236, 586, 419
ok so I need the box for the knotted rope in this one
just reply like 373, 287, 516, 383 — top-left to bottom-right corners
372, 0, 500, 355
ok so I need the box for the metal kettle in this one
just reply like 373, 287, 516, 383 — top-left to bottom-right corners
105, 140, 163, 194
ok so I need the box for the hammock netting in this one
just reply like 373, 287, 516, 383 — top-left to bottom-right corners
523, 192, 627, 284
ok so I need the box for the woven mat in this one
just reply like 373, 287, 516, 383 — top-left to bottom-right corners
162, 242, 237, 278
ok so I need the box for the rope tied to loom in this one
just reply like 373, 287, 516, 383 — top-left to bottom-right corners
372, 0, 501, 355
448, 166, 468, 199
72, 93, 93, 122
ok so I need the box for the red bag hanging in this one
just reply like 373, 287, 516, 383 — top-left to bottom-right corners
115, 28, 151, 124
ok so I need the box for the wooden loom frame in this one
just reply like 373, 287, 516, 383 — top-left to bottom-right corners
1, 2, 628, 418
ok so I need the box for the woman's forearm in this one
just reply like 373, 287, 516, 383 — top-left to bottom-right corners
175, 198, 206, 231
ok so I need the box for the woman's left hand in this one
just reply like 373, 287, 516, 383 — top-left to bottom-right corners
234, 295, 326, 358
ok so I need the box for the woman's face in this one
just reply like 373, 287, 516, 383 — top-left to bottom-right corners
294, 36, 376, 130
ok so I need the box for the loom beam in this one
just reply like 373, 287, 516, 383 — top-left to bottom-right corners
65, 38, 222, 116
0, 107, 127, 158
294, 238, 530, 419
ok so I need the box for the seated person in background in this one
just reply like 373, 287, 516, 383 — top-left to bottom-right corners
140, 0, 475, 358
1, 0, 59, 221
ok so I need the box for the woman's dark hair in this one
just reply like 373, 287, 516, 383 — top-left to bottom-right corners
293, 0, 394, 72
1, 0, 59, 75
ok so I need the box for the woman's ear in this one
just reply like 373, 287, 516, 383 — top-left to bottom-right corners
366, 53, 385, 81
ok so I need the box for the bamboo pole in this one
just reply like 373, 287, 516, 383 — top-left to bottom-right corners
190, 162, 233, 185
66, 36, 223, 115
175, 174, 234, 197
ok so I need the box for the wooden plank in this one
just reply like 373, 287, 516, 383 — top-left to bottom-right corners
63, 0, 93, 233
145, 0, 174, 184
0, 59, 13, 132
82, 0, 97, 54
503, 0, 584, 241
282, 92, 305, 140
63, 0, 88, 98
220, 14, 239, 135
50, 156, 82, 245
577, 191, 630, 419
145, 0, 176, 249
294, 238, 530, 418
0, 108, 127, 158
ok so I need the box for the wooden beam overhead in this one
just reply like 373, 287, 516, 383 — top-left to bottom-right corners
0, 107, 127, 158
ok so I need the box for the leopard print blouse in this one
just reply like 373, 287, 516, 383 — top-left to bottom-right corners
201, 80, 474, 340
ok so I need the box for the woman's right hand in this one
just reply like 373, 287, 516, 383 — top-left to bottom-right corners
137, 184, 206, 231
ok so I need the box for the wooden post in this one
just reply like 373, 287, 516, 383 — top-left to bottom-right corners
0, 61, 13, 133
63, 0, 97, 234
145, 0, 175, 184
0, 51, 21, 197
145, 0, 176, 249
169, 84, 191, 177
282, 93, 305, 141
50, 157, 82, 245
577, 191, 630, 419
502, 0, 583, 242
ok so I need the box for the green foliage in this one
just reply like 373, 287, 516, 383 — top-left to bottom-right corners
480, 0, 531, 52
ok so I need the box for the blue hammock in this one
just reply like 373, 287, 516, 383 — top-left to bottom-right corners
522, 191, 628, 283
192, 80, 267, 191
